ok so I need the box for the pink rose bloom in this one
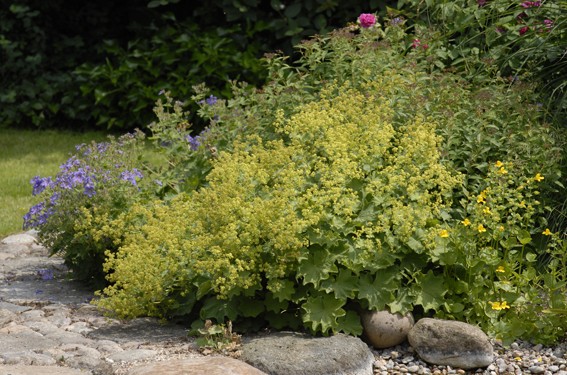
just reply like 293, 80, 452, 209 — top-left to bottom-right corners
359, 13, 376, 28
519, 26, 530, 35
521, 1, 541, 8
544, 19, 554, 28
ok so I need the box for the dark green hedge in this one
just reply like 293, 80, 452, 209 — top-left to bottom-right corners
0, 0, 392, 131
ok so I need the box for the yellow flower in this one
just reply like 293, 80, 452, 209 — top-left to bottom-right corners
477, 195, 486, 204
498, 225, 504, 232
498, 167, 508, 175
483, 207, 491, 214
519, 200, 526, 208
534, 173, 544, 182
490, 301, 510, 310
496, 266, 505, 273
477, 224, 487, 233
439, 229, 449, 238
542, 228, 552, 236
462, 218, 471, 226
495, 161, 504, 168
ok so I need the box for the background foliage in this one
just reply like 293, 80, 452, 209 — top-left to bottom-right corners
1, 0, 390, 131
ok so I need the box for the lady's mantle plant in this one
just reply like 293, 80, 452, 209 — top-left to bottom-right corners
95, 81, 462, 334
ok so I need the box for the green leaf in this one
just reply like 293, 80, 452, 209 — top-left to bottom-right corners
336, 310, 363, 335
302, 292, 346, 333
358, 268, 399, 310
200, 296, 239, 322
525, 252, 537, 262
196, 279, 212, 299
270, 280, 295, 302
413, 271, 446, 312
321, 268, 358, 299
284, 3, 302, 18
264, 292, 289, 313
297, 247, 338, 288
406, 235, 424, 253
237, 298, 265, 317
388, 288, 414, 314
517, 230, 532, 245
443, 301, 464, 313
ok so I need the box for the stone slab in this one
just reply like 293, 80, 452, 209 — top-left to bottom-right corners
0, 365, 92, 375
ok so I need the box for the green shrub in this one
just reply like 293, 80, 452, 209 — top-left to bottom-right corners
96, 81, 461, 335
73, 14, 267, 131
395, 0, 567, 123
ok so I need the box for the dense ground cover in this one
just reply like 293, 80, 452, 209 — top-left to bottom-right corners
22, 9, 567, 347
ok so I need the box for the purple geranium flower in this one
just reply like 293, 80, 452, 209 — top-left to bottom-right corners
120, 168, 143, 187
186, 134, 201, 151
23, 202, 54, 229
30, 176, 52, 196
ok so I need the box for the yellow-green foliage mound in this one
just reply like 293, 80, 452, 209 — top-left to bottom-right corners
96, 81, 461, 334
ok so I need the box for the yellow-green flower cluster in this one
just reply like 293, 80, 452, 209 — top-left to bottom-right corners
96, 80, 462, 319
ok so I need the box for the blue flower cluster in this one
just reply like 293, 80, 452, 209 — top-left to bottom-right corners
185, 134, 201, 151
23, 139, 144, 230
120, 168, 143, 187
23, 202, 53, 229
199, 95, 218, 106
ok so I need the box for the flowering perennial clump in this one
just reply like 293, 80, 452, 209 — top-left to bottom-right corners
24, 132, 148, 282
96, 81, 462, 334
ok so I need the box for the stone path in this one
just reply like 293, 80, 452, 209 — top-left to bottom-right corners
0, 232, 206, 375
2, 231, 567, 375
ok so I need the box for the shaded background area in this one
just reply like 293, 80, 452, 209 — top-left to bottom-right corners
0, 0, 394, 133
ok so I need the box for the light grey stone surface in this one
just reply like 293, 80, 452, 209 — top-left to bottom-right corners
408, 318, 493, 369
127, 357, 268, 375
241, 332, 375, 375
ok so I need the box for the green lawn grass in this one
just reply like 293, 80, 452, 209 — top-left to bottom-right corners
0, 129, 108, 238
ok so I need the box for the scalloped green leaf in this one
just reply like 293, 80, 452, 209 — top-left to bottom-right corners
297, 247, 338, 288
269, 279, 296, 302
413, 271, 447, 312
199, 296, 239, 322
264, 292, 289, 313
357, 267, 399, 310
302, 292, 346, 333
336, 310, 363, 335
321, 268, 358, 299
237, 298, 265, 318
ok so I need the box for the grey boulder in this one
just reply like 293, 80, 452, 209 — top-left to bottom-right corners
241, 332, 374, 375
408, 318, 493, 369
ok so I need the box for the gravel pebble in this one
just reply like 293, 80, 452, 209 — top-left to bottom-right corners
371, 339, 567, 375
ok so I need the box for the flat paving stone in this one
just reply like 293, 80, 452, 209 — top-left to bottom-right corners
0, 365, 92, 375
